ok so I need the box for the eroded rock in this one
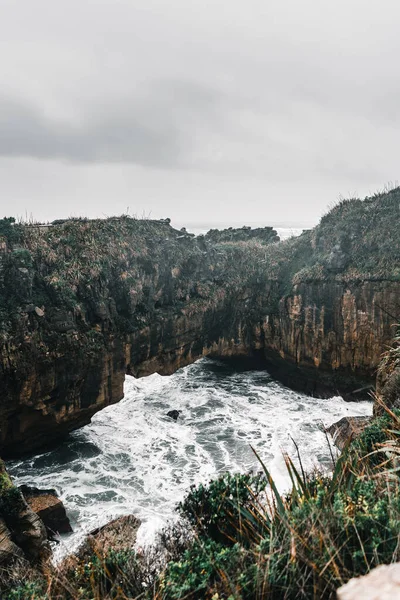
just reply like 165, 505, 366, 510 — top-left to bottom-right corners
0, 517, 24, 563
20, 485, 72, 535
11, 503, 51, 562
337, 563, 400, 599
0, 464, 50, 564
78, 515, 140, 558
326, 416, 373, 450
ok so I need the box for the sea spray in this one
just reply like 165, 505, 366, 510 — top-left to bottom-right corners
8, 358, 372, 559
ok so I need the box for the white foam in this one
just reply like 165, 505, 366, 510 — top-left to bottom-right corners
8, 358, 372, 560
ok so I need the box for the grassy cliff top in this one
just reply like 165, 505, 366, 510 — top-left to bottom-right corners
0, 185, 398, 335
262, 186, 400, 284
0, 215, 276, 345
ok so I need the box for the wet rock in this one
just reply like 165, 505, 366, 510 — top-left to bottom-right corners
326, 416, 373, 450
337, 562, 400, 599
0, 517, 24, 563
0, 464, 50, 564
21, 486, 72, 535
19, 484, 56, 497
167, 410, 181, 421
78, 515, 141, 558
11, 503, 51, 562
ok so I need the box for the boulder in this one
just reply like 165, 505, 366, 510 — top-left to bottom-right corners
0, 464, 50, 564
20, 486, 72, 535
326, 416, 373, 450
337, 563, 400, 599
167, 410, 181, 421
78, 514, 140, 558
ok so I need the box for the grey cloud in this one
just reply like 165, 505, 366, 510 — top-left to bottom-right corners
0, 0, 399, 223
0, 80, 227, 167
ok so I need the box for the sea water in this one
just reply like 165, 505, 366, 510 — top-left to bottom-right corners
8, 358, 372, 559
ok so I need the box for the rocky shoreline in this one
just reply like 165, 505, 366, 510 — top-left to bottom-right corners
1, 189, 399, 458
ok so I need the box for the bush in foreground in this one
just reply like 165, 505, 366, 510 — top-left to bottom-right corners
158, 410, 400, 599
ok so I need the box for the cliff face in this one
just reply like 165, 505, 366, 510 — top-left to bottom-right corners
262, 280, 399, 397
0, 219, 276, 455
0, 461, 49, 564
257, 189, 400, 397
0, 189, 399, 456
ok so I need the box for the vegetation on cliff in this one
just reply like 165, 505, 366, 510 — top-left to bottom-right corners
2, 184, 397, 349
0, 460, 24, 520
0, 189, 399, 595
0, 216, 276, 354
0, 215, 279, 454
261, 186, 400, 285
204, 226, 279, 245
1, 186, 399, 454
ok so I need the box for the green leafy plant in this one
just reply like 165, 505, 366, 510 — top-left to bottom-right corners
179, 472, 267, 546
5, 581, 47, 600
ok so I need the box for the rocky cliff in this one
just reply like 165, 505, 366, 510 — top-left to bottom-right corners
0, 218, 278, 456
0, 460, 49, 564
259, 190, 400, 397
0, 188, 399, 456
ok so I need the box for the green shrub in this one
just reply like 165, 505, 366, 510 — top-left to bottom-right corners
59, 548, 144, 599
0, 474, 25, 520
5, 580, 46, 600
160, 539, 256, 600
0, 217, 21, 244
11, 248, 32, 268
162, 411, 400, 599
179, 472, 267, 545
0, 486, 25, 520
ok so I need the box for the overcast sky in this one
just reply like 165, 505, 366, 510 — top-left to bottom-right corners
0, 0, 399, 226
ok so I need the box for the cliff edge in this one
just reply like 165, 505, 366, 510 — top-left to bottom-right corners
0, 188, 399, 456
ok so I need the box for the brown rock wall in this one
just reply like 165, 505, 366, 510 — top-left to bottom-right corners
0, 213, 398, 456
261, 281, 399, 398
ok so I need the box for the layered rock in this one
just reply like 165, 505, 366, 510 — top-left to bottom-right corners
262, 280, 399, 398
20, 485, 72, 535
0, 189, 399, 456
326, 416, 373, 450
0, 462, 50, 564
78, 514, 140, 558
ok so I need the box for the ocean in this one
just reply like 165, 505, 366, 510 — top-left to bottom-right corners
8, 359, 372, 559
